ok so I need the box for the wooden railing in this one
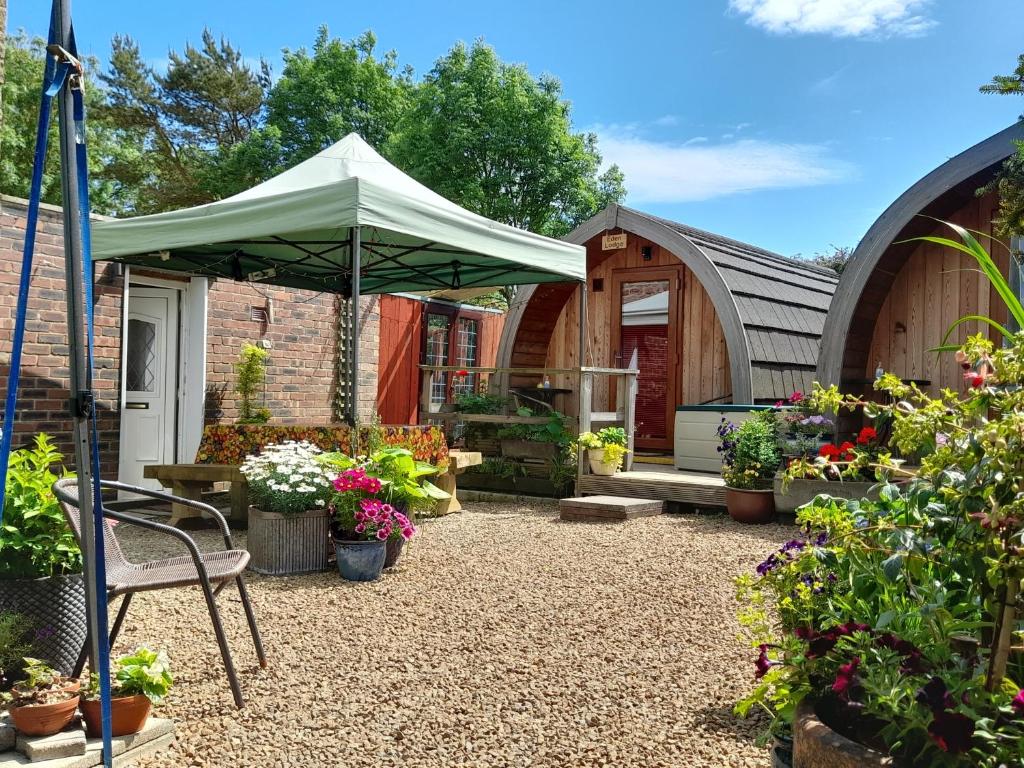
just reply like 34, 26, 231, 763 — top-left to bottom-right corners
416, 365, 640, 476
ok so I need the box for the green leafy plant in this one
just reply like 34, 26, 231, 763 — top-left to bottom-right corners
0, 613, 34, 689
496, 408, 572, 445
0, 434, 81, 579
83, 647, 173, 704
5, 658, 75, 707
322, 447, 449, 508
718, 412, 780, 490
240, 441, 336, 516
574, 428, 630, 471
453, 392, 508, 414
235, 342, 271, 424
471, 457, 527, 479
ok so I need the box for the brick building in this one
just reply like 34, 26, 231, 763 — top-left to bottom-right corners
0, 195, 379, 485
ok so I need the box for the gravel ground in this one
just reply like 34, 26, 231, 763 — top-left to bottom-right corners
112, 502, 794, 768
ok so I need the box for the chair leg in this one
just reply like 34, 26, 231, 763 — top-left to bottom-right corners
235, 576, 267, 669
197, 575, 244, 708
73, 592, 130, 678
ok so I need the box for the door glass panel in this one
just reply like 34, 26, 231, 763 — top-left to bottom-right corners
452, 318, 479, 396
621, 280, 669, 440
425, 313, 450, 411
126, 318, 158, 393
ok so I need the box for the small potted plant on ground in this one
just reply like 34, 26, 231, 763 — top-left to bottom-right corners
240, 441, 336, 575
80, 647, 172, 737
718, 411, 780, 523
4, 658, 80, 737
578, 427, 629, 476
328, 467, 407, 581
0, 435, 86, 675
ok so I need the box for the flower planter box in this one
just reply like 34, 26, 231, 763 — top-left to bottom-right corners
500, 439, 558, 461
773, 476, 879, 514
247, 506, 331, 575
0, 573, 87, 676
793, 700, 893, 767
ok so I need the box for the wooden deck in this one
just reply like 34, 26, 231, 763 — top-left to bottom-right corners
577, 463, 726, 508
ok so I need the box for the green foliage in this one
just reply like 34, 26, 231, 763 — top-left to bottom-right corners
240, 441, 334, 516
262, 28, 410, 169
0, 434, 80, 579
471, 457, 527, 479
84, 647, 173, 704
234, 343, 271, 424
7, 658, 74, 706
96, 30, 270, 211
321, 447, 449, 507
979, 54, 1024, 237
0, 613, 34, 686
810, 245, 852, 274
0, 33, 146, 215
496, 409, 571, 445
721, 412, 780, 490
453, 392, 507, 414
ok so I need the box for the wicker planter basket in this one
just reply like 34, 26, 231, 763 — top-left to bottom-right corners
0, 573, 87, 676
247, 506, 331, 576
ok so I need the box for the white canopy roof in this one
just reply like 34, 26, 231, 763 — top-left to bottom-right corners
91, 134, 585, 294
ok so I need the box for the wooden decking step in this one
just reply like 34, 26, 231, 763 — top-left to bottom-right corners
559, 495, 664, 522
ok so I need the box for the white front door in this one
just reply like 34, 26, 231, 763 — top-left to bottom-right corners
118, 287, 179, 489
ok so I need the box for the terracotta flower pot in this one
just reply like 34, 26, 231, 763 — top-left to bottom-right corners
81, 694, 152, 738
793, 700, 893, 767
725, 487, 776, 524
8, 693, 80, 737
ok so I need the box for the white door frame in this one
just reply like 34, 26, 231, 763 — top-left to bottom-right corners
119, 267, 208, 473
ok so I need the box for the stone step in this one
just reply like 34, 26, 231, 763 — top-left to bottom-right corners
559, 495, 664, 522
0, 718, 174, 768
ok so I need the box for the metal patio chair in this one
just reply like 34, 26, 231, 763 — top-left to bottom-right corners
53, 478, 267, 708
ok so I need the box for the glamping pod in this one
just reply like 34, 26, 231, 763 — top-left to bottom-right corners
496, 205, 838, 457
817, 123, 1024, 397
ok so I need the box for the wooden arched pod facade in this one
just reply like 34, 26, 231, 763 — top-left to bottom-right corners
497, 205, 837, 444
817, 123, 1024, 397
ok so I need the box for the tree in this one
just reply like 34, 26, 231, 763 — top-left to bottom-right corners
811, 245, 853, 274
1, 0, 8, 124
0, 33, 144, 214
260, 28, 411, 171
97, 30, 270, 212
390, 40, 624, 240
980, 54, 1024, 238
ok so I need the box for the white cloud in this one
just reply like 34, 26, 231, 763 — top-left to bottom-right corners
596, 126, 854, 203
729, 0, 936, 38
652, 114, 680, 127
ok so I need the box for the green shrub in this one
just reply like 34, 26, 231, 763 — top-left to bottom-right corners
0, 434, 81, 579
235, 342, 271, 424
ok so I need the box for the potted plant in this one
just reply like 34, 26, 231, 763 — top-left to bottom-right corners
578, 427, 629, 476
327, 467, 400, 581
235, 342, 272, 424
497, 408, 569, 461
322, 447, 444, 569
0, 435, 86, 675
718, 412, 780, 523
4, 658, 80, 737
240, 441, 336, 575
774, 425, 885, 513
80, 647, 172, 737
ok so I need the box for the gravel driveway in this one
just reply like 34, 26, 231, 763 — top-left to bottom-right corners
114, 502, 793, 768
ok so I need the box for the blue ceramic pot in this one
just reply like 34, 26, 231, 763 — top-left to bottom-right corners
333, 539, 387, 581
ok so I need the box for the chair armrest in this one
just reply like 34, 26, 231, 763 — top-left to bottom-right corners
102, 508, 211, 570
98, 479, 236, 549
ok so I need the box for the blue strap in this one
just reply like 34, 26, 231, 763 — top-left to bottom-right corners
0, 59, 73, 521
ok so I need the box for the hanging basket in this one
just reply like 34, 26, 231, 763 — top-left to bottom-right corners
0, 573, 87, 676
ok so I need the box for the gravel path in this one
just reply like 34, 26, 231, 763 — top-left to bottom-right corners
113, 502, 794, 768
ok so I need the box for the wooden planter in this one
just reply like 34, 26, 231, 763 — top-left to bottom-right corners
793, 701, 893, 767
460, 473, 565, 498
500, 439, 558, 461
774, 476, 879, 514
247, 506, 331, 576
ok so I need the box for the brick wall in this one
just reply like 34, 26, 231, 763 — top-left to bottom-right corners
0, 197, 122, 476
0, 195, 381, 476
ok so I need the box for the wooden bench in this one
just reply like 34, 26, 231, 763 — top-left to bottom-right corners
143, 464, 248, 527
433, 450, 482, 514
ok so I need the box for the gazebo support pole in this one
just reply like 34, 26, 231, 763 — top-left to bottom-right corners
576, 280, 588, 487
350, 226, 361, 454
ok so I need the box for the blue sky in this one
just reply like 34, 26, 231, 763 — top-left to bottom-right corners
9, 0, 1024, 258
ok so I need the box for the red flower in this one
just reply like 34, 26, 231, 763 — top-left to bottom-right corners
455, 369, 469, 377
788, 390, 804, 404
831, 656, 860, 698
819, 443, 840, 460
1012, 688, 1024, 716
856, 427, 877, 445
927, 711, 975, 754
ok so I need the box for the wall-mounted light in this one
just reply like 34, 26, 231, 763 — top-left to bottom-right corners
641, 246, 653, 261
